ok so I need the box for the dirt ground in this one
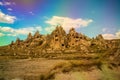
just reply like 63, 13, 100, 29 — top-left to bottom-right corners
0, 58, 120, 80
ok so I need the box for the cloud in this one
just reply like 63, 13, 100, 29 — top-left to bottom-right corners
0, 33, 5, 37
0, 1, 15, 6
0, 1, 11, 6
45, 26, 55, 33
0, 26, 42, 37
0, 2, 3, 6
7, 34, 16, 37
12, 2, 16, 5
116, 31, 120, 38
29, 11, 34, 15
0, 11, 16, 24
4, 2, 11, 5
102, 34, 116, 40
102, 31, 120, 40
7, 8, 13, 11
14, 26, 42, 35
45, 16, 93, 31
102, 28, 108, 32
0, 26, 14, 32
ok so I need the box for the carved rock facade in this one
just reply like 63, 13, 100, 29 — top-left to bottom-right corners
9, 26, 120, 54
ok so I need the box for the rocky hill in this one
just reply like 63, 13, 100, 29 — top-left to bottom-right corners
0, 26, 120, 58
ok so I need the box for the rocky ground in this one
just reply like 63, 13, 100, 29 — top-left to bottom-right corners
0, 57, 120, 80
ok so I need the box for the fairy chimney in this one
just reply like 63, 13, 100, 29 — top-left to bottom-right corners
34, 30, 40, 38
49, 26, 67, 50
27, 32, 32, 40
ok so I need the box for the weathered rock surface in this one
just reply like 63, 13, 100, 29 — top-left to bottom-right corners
0, 26, 120, 56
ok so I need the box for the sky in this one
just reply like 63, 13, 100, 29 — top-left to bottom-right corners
0, 0, 120, 46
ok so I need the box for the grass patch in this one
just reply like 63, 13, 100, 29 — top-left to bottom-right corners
51, 60, 103, 73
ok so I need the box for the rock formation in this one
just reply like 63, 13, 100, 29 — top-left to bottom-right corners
27, 32, 32, 40
7, 26, 120, 55
48, 26, 67, 50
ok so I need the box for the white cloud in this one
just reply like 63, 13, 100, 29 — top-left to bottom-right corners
102, 34, 116, 40
0, 2, 3, 6
116, 31, 120, 38
14, 26, 42, 35
29, 11, 34, 15
12, 2, 16, 5
7, 8, 13, 11
102, 31, 120, 40
45, 26, 55, 33
102, 28, 108, 32
45, 16, 93, 31
0, 26, 42, 36
0, 1, 15, 6
0, 11, 16, 24
102, 27, 116, 33
0, 33, 5, 37
4, 2, 11, 6
7, 34, 16, 37
0, 26, 14, 32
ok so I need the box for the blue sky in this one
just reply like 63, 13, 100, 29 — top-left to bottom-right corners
0, 0, 120, 46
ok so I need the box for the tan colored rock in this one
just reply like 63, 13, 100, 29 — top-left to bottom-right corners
48, 26, 67, 50
27, 32, 32, 40
7, 26, 120, 54
106, 39, 120, 48
34, 30, 41, 38
67, 28, 91, 51
15, 37, 21, 45
90, 34, 107, 52
67, 28, 79, 48
10, 41, 14, 46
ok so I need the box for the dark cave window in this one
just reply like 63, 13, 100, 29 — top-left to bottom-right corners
17, 43, 20, 46
80, 37, 82, 39
76, 36, 79, 38
55, 39, 58, 41
26, 41, 29, 43
36, 36, 39, 38
62, 44, 64, 46
76, 40, 78, 42
39, 41, 43, 45
26, 45, 29, 47
91, 43, 95, 46
55, 35, 58, 37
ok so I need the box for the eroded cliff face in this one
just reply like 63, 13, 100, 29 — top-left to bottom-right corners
7, 26, 120, 55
